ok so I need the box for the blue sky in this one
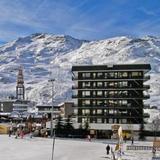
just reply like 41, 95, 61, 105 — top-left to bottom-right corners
0, 0, 160, 43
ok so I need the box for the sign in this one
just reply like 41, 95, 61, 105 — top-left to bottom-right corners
153, 140, 160, 151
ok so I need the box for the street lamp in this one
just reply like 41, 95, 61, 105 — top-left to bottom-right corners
48, 79, 55, 138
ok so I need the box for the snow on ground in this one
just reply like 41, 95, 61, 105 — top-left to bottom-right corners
0, 135, 158, 160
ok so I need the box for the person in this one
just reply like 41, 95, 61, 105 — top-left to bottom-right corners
124, 135, 127, 143
87, 135, 91, 141
131, 137, 134, 145
20, 127, 24, 139
152, 146, 156, 156
106, 144, 110, 155
8, 126, 13, 137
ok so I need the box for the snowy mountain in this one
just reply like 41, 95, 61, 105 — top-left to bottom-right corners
0, 33, 160, 107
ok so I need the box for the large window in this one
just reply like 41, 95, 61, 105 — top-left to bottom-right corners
97, 91, 103, 96
131, 72, 142, 77
119, 72, 128, 78
82, 72, 91, 78
82, 82, 91, 88
97, 109, 102, 114
97, 118, 102, 123
82, 109, 90, 115
82, 100, 90, 106
97, 82, 103, 87
82, 91, 90, 97
108, 72, 115, 78
97, 100, 103, 105
97, 72, 103, 78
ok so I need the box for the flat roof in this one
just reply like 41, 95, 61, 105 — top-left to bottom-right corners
72, 64, 151, 71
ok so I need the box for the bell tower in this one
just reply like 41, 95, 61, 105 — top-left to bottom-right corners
16, 66, 25, 100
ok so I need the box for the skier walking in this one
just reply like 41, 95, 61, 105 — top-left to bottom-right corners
106, 144, 110, 155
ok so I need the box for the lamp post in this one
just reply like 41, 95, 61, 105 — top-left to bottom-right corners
48, 79, 55, 138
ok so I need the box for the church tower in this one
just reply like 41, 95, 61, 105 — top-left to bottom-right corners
16, 66, 25, 100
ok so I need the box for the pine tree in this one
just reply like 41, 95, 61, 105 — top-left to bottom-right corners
55, 116, 64, 135
139, 123, 145, 140
64, 116, 74, 137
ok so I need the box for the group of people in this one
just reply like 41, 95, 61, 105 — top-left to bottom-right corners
8, 122, 48, 139
9, 125, 25, 139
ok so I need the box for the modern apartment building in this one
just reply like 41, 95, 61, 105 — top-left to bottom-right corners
72, 64, 151, 128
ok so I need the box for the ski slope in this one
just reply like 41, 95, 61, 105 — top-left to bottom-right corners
0, 135, 158, 160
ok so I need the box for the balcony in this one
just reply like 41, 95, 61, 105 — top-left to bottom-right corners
144, 75, 150, 81
143, 94, 150, 99
143, 113, 150, 118
143, 85, 150, 89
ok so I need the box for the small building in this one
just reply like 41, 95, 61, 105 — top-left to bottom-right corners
59, 102, 74, 118
36, 105, 60, 119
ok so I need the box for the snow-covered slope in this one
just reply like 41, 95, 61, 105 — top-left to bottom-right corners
0, 33, 160, 107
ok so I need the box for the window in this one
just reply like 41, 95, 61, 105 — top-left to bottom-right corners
104, 82, 108, 87
92, 100, 96, 106
82, 100, 90, 106
104, 73, 108, 78
109, 91, 114, 96
108, 72, 114, 78
131, 72, 141, 77
97, 118, 102, 123
82, 118, 89, 123
97, 109, 102, 114
82, 72, 91, 78
119, 100, 127, 105
97, 73, 103, 78
97, 82, 103, 87
97, 91, 103, 96
109, 119, 113, 123
1, 103, 4, 111
122, 119, 127, 123
122, 100, 127, 105
93, 82, 96, 88
97, 100, 103, 105
108, 82, 114, 87
109, 110, 114, 114
104, 91, 108, 97
82, 109, 90, 115
82, 91, 90, 97
93, 73, 96, 78
82, 82, 90, 88
93, 91, 96, 97
122, 72, 128, 78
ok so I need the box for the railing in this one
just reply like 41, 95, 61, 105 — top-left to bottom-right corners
127, 145, 153, 150
143, 85, 150, 89
143, 94, 150, 99
144, 75, 150, 80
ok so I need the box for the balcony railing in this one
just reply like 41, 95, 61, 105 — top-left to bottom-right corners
72, 75, 150, 81
143, 94, 150, 99
144, 75, 150, 81
143, 85, 150, 89
143, 113, 150, 118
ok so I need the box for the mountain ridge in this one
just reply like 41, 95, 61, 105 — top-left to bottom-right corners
0, 33, 160, 108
